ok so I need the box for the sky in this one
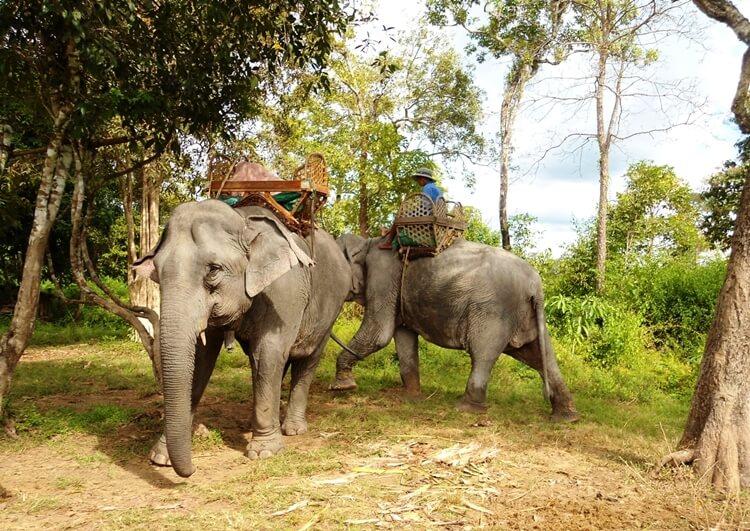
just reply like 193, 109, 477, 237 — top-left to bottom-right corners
373, 0, 747, 255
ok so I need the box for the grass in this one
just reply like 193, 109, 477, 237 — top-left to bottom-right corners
1, 318, 741, 529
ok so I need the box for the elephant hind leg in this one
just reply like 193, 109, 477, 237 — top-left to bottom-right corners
395, 327, 421, 397
505, 337, 579, 422
282, 345, 326, 436
457, 348, 502, 413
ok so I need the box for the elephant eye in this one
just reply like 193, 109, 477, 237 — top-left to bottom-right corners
206, 264, 223, 282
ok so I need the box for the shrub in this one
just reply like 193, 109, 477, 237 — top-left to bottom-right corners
606, 257, 725, 361
40, 278, 131, 334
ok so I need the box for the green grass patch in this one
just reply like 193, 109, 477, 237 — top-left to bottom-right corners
12, 403, 137, 439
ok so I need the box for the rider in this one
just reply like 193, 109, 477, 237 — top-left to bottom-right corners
378, 167, 444, 249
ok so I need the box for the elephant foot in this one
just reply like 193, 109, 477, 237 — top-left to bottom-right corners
282, 418, 308, 436
396, 386, 423, 401
550, 405, 581, 423
246, 435, 284, 459
329, 371, 357, 391
455, 397, 488, 413
149, 434, 171, 467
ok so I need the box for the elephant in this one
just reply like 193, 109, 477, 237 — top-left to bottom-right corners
330, 234, 579, 422
133, 199, 351, 477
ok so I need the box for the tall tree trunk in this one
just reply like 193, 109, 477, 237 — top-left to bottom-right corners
129, 163, 161, 332
0, 124, 11, 175
594, 47, 610, 293
0, 131, 71, 418
358, 133, 370, 238
662, 174, 750, 493
659, 0, 750, 492
69, 146, 161, 387
499, 61, 535, 251
122, 165, 137, 290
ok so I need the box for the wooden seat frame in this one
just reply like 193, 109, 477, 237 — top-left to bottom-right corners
207, 158, 329, 236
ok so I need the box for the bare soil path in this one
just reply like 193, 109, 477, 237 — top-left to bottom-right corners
0, 345, 746, 530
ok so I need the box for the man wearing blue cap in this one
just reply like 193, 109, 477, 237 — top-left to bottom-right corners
378, 167, 444, 249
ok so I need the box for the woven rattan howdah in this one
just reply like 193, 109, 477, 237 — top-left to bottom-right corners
393, 192, 466, 257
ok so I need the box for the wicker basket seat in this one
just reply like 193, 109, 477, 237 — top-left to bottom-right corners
394, 192, 466, 257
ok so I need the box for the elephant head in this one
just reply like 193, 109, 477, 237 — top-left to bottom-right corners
134, 200, 313, 477
336, 233, 370, 306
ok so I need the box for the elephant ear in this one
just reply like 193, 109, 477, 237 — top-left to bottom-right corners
242, 212, 314, 298
132, 230, 165, 283
338, 234, 368, 302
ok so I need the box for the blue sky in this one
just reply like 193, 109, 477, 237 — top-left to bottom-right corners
375, 0, 746, 255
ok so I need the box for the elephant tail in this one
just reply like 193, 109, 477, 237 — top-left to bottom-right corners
533, 290, 552, 403
330, 331, 367, 360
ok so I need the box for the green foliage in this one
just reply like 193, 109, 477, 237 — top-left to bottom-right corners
463, 207, 500, 246
546, 294, 610, 343
606, 257, 726, 361
250, 29, 485, 235
700, 161, 746, 252
608, 162, 705, 260
38, 277, 131, 336
539, 218, 598, 297
1, 0, 349, 141
508, 213, 541, 258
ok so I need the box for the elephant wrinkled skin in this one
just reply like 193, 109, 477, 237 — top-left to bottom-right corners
332, 235, 579, 422
134, 200, 350, 477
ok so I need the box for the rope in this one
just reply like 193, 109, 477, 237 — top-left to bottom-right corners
399, 246, 411, 322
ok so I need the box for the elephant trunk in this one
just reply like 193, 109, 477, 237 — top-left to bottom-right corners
160, 301, 199, 478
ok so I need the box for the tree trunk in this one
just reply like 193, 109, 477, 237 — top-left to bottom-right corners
68, 146, 161, 387
663, 174, 750, 493
129, 164, 161, 331
0, 124, 11, 175
595, 46, 610, 293
0, 133, 70, 418
655, 0, 750, 492
358, 133, 370, 238
499, 61, 535, 251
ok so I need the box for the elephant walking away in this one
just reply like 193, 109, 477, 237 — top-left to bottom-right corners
331, 234, 579, 423
134, 200, 351, 477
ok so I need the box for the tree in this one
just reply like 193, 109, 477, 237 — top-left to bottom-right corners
659, 0, 750, 493
608, 161, 704, 260
426, 0, 572, 250
0, 0, 348, 421
274, 30, 486, 236
700, 160, 746, 251
523, 0, 699, 292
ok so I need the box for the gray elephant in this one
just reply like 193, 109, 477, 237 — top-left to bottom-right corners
331, 234, 579, 422
134, 200, 351, 477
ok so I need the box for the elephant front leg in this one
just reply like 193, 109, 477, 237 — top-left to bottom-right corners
330, 318, 396, 391
247, 349, 286, 459
395, 327, 421, 398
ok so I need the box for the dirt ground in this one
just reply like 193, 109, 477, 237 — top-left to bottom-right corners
0, 346, 748, 530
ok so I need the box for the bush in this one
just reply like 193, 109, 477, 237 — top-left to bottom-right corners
606, 257, 725, 361
544, 293, 697, 399
40, 277, 131, 333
